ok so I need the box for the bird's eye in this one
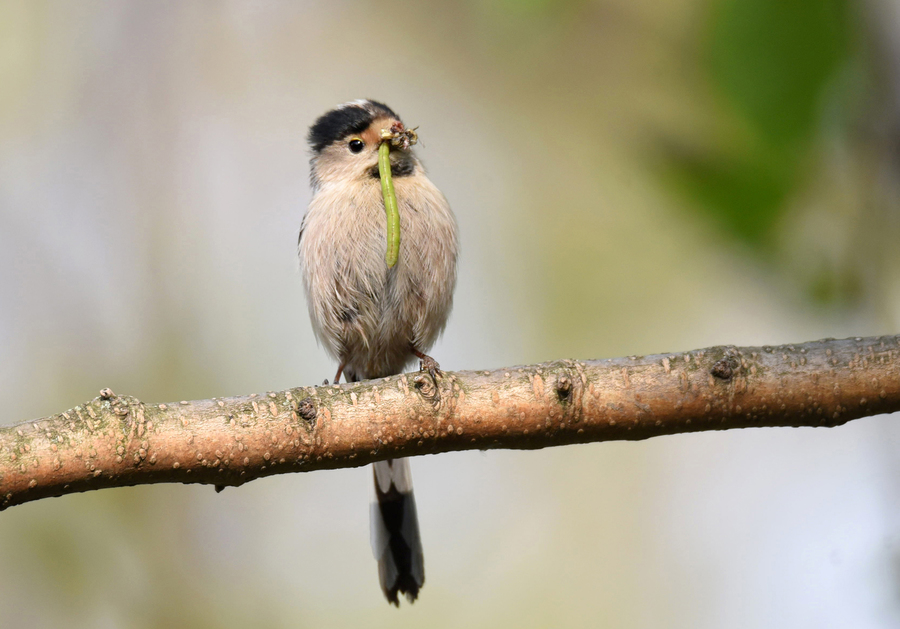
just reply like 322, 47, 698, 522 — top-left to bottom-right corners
348, 139, 365, 153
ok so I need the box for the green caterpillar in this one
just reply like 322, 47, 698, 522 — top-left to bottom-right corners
378, 140, 401, 268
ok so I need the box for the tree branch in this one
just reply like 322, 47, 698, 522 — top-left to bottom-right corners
2, 335, 898, 510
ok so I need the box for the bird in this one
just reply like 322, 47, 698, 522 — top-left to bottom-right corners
298, 99, 459, 605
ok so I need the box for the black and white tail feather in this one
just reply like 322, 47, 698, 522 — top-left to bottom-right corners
349, 371, 425, 605
371, 458, 425, 605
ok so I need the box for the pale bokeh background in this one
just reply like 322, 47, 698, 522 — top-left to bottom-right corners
1, 1, 899, 627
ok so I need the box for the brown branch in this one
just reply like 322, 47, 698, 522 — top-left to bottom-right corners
2, 335, 899, 511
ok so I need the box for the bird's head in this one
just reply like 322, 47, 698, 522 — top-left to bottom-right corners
308, 99, 419, 189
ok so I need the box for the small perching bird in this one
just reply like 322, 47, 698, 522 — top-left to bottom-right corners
298, 100, 459, 605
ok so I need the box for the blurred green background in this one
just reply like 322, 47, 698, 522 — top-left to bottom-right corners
1, 0, 899, 627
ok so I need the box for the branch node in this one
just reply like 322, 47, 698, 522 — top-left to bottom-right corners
412, 373, 440, 407
99, 388, 116, 400
295, 398, 317, 424
556, 374, 572, 401
711, 355, 739, 380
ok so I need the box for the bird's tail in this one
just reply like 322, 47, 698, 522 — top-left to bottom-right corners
370, 457, 425, 605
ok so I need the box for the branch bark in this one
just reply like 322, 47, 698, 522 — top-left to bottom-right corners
2, 335, 898, 510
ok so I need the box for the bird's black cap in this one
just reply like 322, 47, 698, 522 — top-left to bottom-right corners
308, 100, 400, 154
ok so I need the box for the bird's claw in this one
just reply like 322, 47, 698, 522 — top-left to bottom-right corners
418, 355, 443, 382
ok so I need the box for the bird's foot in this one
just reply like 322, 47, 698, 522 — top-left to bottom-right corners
411, 348, 442, 383
418, 355, 442, 381
410, 349, 443, 407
